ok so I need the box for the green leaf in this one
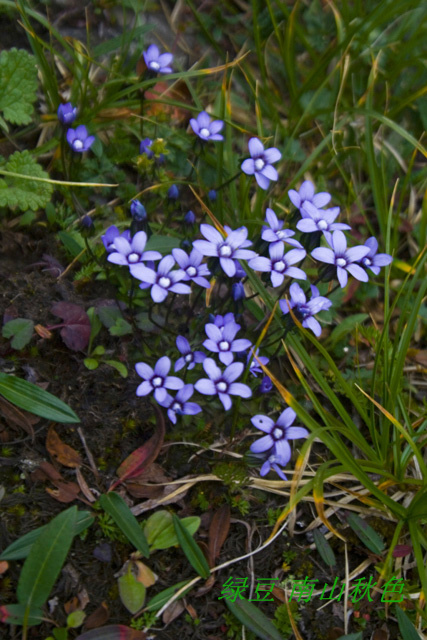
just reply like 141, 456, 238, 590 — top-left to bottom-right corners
97, 306, 122, 328
0, 603, 43, 626
0, 49, 38, 125
84, 358, 99, 370
0, 150, 53, 211
99, 492, 149, 557
395, 607, 421, 640
327, 314, 369, 347
406, 487, 427, 521
17, 506, 78, 613
144, 510, 200, 551
336, 634, 363, 640
172, 513, 210, 579
92, 25, 152, 57
313, 529, 336, 567
0, 511, 94, 561
225, 598, 283, 640
66, 610, 86, 628
58, 230, 85, 257
109, 317, 133, 336
346, 513, 385, 554
118, 564, 146, 614
0, 372, 80, 423
145, 580, 193, 612
2, 318, 34, 349
105, 360, 128, 378
145, 235, 181, 253
75, 624, 147, 639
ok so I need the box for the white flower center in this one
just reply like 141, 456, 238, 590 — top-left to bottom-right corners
363, 257, 372, 266
200, 127, 210, 138
216, 381, 228, 393
128, 252, 140, 263
159, 276, 171, 288
152, 376, 163, 387
186, 266, 197, 277
275, 260, 286, 272
219, 244, 232, 257
73, 139, 84, 150
317, 220, 328, 230
254, 158, 265, 171
268, 454, 279, 464
336, 258, 347, 267
150, 61, 160, 71
273, 427, 284, 439
172, 402, 181, 412
185, 353, 193, 363
219, 340, 230, 351
276, 230, 285, 239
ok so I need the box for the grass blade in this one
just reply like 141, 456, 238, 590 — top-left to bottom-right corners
225, 597, 283, 640
172, 514, 210, 579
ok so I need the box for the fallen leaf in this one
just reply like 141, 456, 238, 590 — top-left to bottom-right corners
32, 460, 63, 482
34, 324, 53, 339
0, 395, 39, 438
46, 481, 81, 503
0, 561, 9, 575
50, 302, 91, 351
110, 405, 165, 491
64, 589, 90, 614
208, 505, 230, 567
47, 426, 82, 468
135, 561, 157, 588
371, 627, 390, 640
162, 599, 185, 625
77, 625, 146, 639
185, 603, 198, 620
392, 544, 412, 558
75, 467, 97, 502
82, 602, 109, 630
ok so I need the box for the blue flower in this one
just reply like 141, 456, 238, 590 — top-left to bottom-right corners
288, 181, 331, 211
232, 282, 245, 301
140, 138, 154, 158
311, 230, 370, 288
241, 138, 281, 190
130, 199, 147, 221
157, 384, 202, 424
279, 283, 332, 337
57, 102, 77, 125
101, 226, 131, 253
143, 44, 173, 74
203, 321, 251, 366
184, 210, 196, 225
250, 409, 308, 464
190, 111, 224, 141
130, 255, 191, 303
168, 184, 179, 200
135, 356, 184, 402
193, 224, 257, 277
358, 237, 393, 275
175, 336, 206, 372
107, 231, 161, 266
208, 189, 217, 201
195, 358, 252, 410
259, 376, 273, 394
261, 208, 302, 248
172, 248, 211, 288
248, 244, 307, 287
211, 313, 236, 329
296, 201, 350, 244
66, 125, 95, 152
247, 348, 269, 377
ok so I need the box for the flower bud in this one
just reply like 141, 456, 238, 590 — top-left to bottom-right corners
184, 210, 196, 225
130, 199, 147, 221
57, 102, 77, 125
168, 184, 179, 200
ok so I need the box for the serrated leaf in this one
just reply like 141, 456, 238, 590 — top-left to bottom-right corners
313, 529, 336, 567
17, 506, 78, 613
2, 318, 34, 349
0, 49, 38, 125
395, 606, 421, 640
0, 150, 53, 211
0, 511, 93, 561
145, 580, 193, 612
99, 492, 149, 557
118, 564, 146, 614
225, 597, 283, 640
172, 514, 210, 579
346, 513, 385, 554
0, 372, 80, 423
144, 510, 200, 551
105, 360, 128, 378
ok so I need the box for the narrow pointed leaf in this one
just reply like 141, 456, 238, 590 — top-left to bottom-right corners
0, 603, 43, 626
172, 514, 210, 579
0, 510, 94, 561
208, 504, 230, 566
346, 513, 385, 554
0, 372, 79, 423
225, 597, 283, 640
145, 580, 193, 611
395, 608, 421, 640
313, 529, 336, 567
75, 625, 147, 640
17, 506, 78, 611
99, 492, 149, 557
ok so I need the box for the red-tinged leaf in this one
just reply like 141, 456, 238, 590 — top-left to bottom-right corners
110, 405, 165, 491
208, 505, 230, 567
76, 624, 146, 640
392, 544, 412, 558
50, 302, 91, 351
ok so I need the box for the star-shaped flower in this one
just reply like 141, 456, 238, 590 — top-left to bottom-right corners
135, 356, 184, 402
249, 244, 307, 287
311, 231, 370, 288
143, 44, 173, 74
241, 137, 281, 190
250, 408, 308, 463
193, 224, 257, 277
190, 111, 224, 141
195, 358, 252, 410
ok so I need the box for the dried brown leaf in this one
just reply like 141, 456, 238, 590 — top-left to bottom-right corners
82, 602, 109, 630
162, 599, 185, 625
75, 467, 97, 502
46, 481, 81, 503
34, 324, 53, 339
46, 426, 82, 468
208, 504, 230, 567
0, 395, 39, 437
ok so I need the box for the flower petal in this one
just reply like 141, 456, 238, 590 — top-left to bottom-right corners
248, 137, 264, 157
251, 415, 275, 432
229, 382, 252, 398
241, 158, 255, 175
286, 426, 309, 440
195, 378, 217, 395
263, 147, 281, 163
250, 435, 274, 453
